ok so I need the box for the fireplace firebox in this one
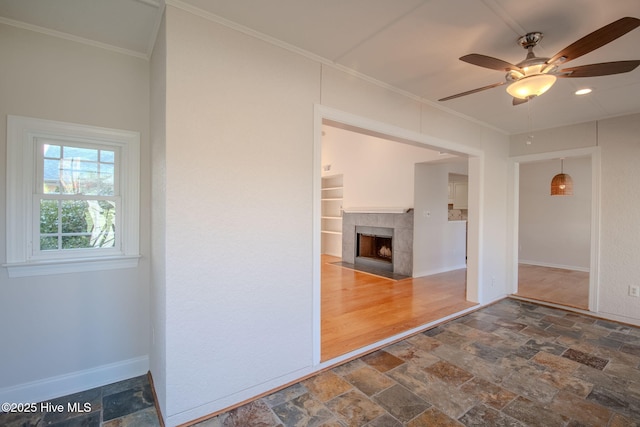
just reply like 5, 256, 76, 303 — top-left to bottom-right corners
355, 226, 393, 271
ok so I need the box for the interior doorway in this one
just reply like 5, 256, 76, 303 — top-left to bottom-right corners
313, 105, 483, 364
510, 147, 600, 312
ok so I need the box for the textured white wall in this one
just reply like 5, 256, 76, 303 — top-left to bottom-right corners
159, 5, 510, 425
163, 6, 319, 421
0, 23, 150, 400
321, 125, 442, 209
149, 11, 168, 416
598, 114, 640, 322
413, 162, 469, 277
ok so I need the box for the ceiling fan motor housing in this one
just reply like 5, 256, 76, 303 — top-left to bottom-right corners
518, 31, 543, 49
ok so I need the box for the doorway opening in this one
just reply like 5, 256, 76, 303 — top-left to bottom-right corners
510, 147, 600, 312
314, 106, 483, 364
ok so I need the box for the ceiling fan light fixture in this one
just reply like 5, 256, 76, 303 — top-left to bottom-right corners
506, 74, 557, 99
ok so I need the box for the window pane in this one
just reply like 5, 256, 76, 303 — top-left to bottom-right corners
63, 146, 98, 161
54, 146, 116, 196
40, 199, 59, 233
61, 200, 89, 234
43, 159, 61, 193
99, 163, 115, 195
62, 235, 92, 249
58, 199, 116, 249
101, 150, 115, 163
87, 200, 116, 248
76, 162, 99, 195
44, 144, 60, 158
40, 236, 59, 251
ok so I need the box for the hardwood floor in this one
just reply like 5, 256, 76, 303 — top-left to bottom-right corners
321, 255, 476, 361
515, 263, 589, 310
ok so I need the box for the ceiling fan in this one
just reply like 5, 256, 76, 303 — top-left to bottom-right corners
439, 16, 640, 105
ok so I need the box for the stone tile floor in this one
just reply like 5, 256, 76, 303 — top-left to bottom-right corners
3, 299, 640, 426
197, 299, 640, 426
0, 374, 161, 427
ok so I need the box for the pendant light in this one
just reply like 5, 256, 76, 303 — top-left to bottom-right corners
550, 158, 573, 196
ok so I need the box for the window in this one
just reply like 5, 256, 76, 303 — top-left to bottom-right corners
6, 116, 140, 277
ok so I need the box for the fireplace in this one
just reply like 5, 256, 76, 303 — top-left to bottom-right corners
355, 226, 393, 272
342, 212, 413, 277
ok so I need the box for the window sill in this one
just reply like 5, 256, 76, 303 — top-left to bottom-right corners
3, 255, 140, 278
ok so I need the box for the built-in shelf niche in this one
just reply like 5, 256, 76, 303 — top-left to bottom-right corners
321, 174, 343, 257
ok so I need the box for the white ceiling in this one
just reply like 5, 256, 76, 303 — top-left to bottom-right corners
1, 0, 639, 134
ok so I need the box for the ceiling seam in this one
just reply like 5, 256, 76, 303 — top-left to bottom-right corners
331, 0, 430, 63
480, 0, 527, 37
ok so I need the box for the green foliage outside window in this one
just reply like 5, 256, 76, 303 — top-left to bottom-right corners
40, 199, 116, 250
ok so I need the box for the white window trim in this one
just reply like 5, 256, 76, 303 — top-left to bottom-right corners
5, 115, 140, 277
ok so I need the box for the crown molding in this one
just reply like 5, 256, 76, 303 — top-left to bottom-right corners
0, 16, 149, 60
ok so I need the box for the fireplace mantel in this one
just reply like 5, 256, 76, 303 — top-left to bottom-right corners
342, 207, 413, 214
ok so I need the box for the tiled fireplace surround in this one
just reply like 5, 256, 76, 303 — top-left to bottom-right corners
342, 211, 414, 276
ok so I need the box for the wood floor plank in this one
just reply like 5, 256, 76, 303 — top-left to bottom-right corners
515, 263, 589, 310
321, 255, 476, 361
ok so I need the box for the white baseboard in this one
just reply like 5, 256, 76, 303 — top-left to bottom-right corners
0, 356, 149, 408
518, 260, 590, 273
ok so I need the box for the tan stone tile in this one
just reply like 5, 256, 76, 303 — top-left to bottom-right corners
303, 371, 353, 403
406, 333, 442, 352
446, 322, 497, 341
424, 360, 474, 387
609, 412, 640, 427
538, 370, 593, 397
388, 364, 477, 419
325, 390, 385, 427
372, 384, 429, 423
361, 350, 404, 372
343, 366, 395, 396
502, 396, 568, 427
385, 341, 440, 368
549, 390, 611, 426
459, 377, 518, 409
271, 393, 334, 427
532, 351, 580, 374
407, 407, 463, 427
500, 368, 559, 404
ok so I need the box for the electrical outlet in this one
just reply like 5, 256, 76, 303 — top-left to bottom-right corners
629, 285, 640, 298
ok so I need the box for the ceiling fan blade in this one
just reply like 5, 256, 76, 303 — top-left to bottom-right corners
548, 17, 640, 65
438, 81, 506, 101
558, 60, 640, 77
460, 54, 521, 71
513, 97, 528, 106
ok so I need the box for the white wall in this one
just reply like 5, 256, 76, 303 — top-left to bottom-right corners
157, 5, 511, 425
413, 162, 468, 276
149, 11, 168, 417
321, 125, 444, 209
519, 157, 592, 270
162, 6, 319, 422
597, 114, 640, 323
510, 114, 640, 325
0, 23, 151, 402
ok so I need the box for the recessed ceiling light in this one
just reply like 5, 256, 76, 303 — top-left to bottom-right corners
575, 88, 592, 95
